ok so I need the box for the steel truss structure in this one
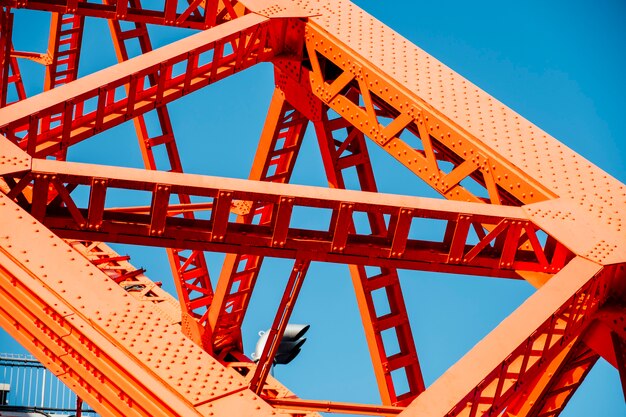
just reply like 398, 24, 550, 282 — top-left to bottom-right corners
0, 1, 624, 416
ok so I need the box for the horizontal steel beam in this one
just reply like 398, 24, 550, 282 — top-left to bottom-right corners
264, 397, 405, 416
2, 156, 572, 277
5, 0, 244, 30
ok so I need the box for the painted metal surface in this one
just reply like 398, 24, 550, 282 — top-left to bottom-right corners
105, 4, 215, 345
0, 0, 624, 416
1, 148, 570, 277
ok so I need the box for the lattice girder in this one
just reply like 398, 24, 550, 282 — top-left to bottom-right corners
1, 145, 572, 277
0, 0, 625, 416
208, 88, 309, 355
6, 0, 245, 30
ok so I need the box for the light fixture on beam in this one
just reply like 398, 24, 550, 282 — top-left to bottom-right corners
252, 324, 310, 365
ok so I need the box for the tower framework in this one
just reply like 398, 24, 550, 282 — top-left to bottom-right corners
0, 1, 624, 416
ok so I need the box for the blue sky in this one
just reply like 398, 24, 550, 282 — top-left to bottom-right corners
2, 1, 625, 416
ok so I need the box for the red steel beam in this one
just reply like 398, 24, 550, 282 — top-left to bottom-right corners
0, 190, 286, 417
248, 259, 310, 394
64, 240, 318, 417
596, 305, 626, 342
503, 336, 599, 417
44, 14, 84, 92
274, 22, 556, 208
69, 239, 182, 319
0, 13, 279, 157
207, 89, 310, 356
0, 7, 13, 107
264, 397, 405, 416
106, 1, 214, 345
42, 12, 85, 161
401, 258, 615, 417
613, 331, 626, 402
6, 0, 244, 30
5, 51, 27, 105
1, 154, 571, 277
312, 105, 425, 405
2, 11, 81, 110
1, 2, 623, 416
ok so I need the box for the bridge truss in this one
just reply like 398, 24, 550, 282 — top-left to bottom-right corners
0, 1, 624, 416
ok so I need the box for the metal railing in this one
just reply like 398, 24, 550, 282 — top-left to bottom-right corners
0, 353, 97, 416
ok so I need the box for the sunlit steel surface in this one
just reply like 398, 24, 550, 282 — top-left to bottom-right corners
0, 1, 624, 416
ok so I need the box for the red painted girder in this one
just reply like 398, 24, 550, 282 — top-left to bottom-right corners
264, 397, 405, 416
106, 3, 214, 344
401, 258, 615, 417
43, 13, 85, 161
272, 28, 572, 287
44, 14, 84, 92
67, 238, 313, 411
6, 0, 244, 30
248, 259, 310, 394
613, 331, 626, 402
2, 156, 571, 276
1, 12, 81, 110
596, 305, 626, 342
0, 8, 10, 108
0, 13, 279, 157
312, 106, 424, 405
581, 309, 624, 370
208, 89, 309, 355
273, 22, 557, 208
69, 239, 183, 322
5, 54, 27, 105
503, 336, 599, 417
0, 8, 27, 108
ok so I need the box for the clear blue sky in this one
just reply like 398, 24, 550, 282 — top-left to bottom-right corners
1, 1, 625, 416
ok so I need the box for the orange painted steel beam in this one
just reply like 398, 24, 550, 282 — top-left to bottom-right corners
105, 4, 215, 346
264, 397, 405, 416
0, 193, 283, 417
1, 1, 625, 415
2, 155, 571, 277
313, 106, 425, 405
401, 258, 616, 417
4, 51, 27, 105
6, 0, 244, 30
44, 13, 84, 92
297, 1, 626, 268
208, 89, 309, 356
0, 12, 278, 157
69, 239, 183, 321
3, 2, 255, 356
275, 24, 555, 208
596, 305, 626, 342
581, 315, 622, 371
503, 336, 599, 417
42, 13, 84, 128
64, 239, 319, 416
69, 238, 317, 412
